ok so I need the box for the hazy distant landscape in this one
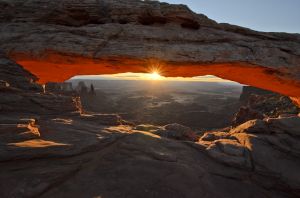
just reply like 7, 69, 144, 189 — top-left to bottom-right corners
69, 78, 243, 131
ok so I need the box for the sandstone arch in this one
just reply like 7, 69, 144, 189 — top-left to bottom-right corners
0, 0, 300, 104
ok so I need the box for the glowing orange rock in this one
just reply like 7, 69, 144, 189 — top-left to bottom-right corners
12, 52, 300, 107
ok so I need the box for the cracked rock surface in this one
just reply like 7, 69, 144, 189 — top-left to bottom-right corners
0, 1, 300, 197
0, 55, 300, 198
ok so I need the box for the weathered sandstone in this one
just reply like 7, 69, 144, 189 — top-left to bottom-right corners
1, 1, 300, 197
0, 0, 299, 103
233, 86, 299, 125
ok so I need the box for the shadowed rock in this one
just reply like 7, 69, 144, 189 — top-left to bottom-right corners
154, 123, 198, 141
233, 86, 300, 125
0, 1, 300, 198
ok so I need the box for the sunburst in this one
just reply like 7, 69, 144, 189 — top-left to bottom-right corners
149, 71, 162, 80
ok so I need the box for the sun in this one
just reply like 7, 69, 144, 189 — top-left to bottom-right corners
149, 72, 162, 80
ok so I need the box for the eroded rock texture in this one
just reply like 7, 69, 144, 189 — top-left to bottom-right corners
0, 0, 300, 101
1, 1, 300, 197
233, 86, 300, 125
0, 51, 300, 198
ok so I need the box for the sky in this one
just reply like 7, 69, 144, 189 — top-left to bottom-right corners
71, 73, 237, 83
164, 0, 300, 33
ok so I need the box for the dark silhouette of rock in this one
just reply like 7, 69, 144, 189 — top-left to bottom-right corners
0, 53, 42, 91
0, 55, 81, 116
239, 86, 274, 103
45, 82, 73, 94
76, 81, 88, 94
89, 84, 96, 95
0, 80, 9, 88
233, 106, 265, 126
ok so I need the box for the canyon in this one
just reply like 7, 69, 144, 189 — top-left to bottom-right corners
69, 78, 242, 130
0, 0, 300, 197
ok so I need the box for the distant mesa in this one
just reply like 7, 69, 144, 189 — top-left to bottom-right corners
44, 81, 96, 96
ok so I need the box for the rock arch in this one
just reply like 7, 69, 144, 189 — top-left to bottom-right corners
1, 0, 300, 104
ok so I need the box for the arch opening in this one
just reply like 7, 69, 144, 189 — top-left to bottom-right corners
12, 54, 300, 107
64, 74, 245, 131
42, 72, 299, 132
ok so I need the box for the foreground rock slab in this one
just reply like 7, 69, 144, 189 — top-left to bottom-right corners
1, 117, 300, 198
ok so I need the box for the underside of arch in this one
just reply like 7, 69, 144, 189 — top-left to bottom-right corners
12, 52, 300, 101
1, 0, 300, 105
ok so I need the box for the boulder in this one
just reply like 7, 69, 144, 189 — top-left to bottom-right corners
0, 118, 40, 143
230, 119, 270, 134
267, 116, 300, 136
200, 131, 234, 141
154, 123, 198, 141
231, 116, 300, 136
233, 132, 300, 191
206, 139, 252, 169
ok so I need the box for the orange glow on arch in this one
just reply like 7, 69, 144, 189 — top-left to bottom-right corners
9, 51, 300, 106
